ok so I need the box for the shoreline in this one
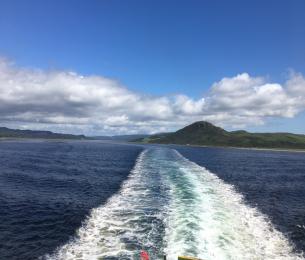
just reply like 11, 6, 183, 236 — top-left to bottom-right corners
195, 144, 305, 153
136, 142, 305, 153
0, 137, 87, 142
2, 138, 305, 153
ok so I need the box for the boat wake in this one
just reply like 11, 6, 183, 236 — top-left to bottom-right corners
45, 148, 303, 260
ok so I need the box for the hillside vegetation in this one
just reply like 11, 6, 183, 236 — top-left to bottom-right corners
0, 127, 86, 140
138, 121, 305, 149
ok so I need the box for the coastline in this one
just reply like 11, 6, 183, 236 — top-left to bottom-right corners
199, 144, 305, 153
2, 138, 305, 153
135, 142, 305, 153
0, 137, 87, 142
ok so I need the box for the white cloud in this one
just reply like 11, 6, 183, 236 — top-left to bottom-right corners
174, 95, 206, 115
0, 58, 305, 135
206, 73, 305, 126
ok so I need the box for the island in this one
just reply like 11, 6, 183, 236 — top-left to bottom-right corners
136, 121, 305, 150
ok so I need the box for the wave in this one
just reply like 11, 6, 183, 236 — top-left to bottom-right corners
45, 148, 303, 260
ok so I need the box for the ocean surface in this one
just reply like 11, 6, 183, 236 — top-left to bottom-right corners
0, 141, 305, 259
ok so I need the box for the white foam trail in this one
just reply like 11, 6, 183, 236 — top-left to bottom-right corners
46, 149, 169, 260
163, 150, 303, 260
45, 148, 304, 260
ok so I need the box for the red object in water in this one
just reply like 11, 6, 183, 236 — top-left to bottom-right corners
140, 250, 149, 260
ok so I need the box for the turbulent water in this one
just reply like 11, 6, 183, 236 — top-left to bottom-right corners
47, 148, 303, 260
1, 141, 305, 260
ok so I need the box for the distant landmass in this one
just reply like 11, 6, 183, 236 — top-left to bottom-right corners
3, 123, 305, 149
0, 127, 149, 142
92, 134, 149, 142
0, 127, 86, 140
137, 121, 305, 150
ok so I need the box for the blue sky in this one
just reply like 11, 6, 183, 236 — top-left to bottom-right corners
0, 0, 304, 135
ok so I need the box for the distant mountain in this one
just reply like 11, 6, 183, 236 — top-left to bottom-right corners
92, 134, 149, 142
138, 121, 305, 149
0, 127, 86, 140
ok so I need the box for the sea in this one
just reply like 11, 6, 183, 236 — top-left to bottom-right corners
0, 140, 305, 260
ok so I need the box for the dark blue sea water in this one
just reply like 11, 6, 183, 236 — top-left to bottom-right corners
0, 141, 143, 260
0, 141, 305, 260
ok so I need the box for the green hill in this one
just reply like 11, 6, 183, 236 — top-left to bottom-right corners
0, 127, 86, 140
139, 121, 305, 149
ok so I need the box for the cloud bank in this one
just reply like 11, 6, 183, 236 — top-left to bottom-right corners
0, 58, 305, 135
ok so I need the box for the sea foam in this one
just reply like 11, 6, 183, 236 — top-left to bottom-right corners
46, 148, 303, 260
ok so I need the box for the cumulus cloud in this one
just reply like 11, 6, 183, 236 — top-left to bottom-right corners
0, 58, 304, 135
205, 73, 305, 127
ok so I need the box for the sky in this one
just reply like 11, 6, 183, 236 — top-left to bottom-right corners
0, 0, 304, 135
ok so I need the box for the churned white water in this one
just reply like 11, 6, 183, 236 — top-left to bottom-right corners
46, 148, 303, 260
